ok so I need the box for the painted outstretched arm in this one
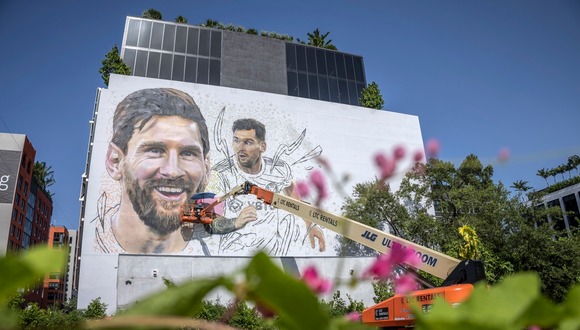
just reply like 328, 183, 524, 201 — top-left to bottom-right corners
285, 183, 326, 252
205, 205, 257, 234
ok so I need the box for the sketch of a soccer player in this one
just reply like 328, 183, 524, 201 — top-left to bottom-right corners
211, 115, 326, 255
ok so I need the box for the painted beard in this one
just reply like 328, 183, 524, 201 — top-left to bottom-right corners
124, 174, 199, 236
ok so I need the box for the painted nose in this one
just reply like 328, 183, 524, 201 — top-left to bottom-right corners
159, 151, 185, 178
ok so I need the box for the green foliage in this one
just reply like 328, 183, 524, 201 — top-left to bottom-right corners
174, 15, 187, 24
141, 8, 162, 20
32, 161, 55, 197
371, 279, 394, 304
193, 300, 226, 321
83, 298, 107, 319
320, 291, 365, 318
414, 273, 580, 330
359, 82, 384, 109
98, 45, 131, 86
339, 180, 410, 256
227, 301, 274, 329
299, 28, 338, 50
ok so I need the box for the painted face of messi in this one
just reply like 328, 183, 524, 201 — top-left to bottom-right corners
121, 115, 210, 235
233, 129, 265, 174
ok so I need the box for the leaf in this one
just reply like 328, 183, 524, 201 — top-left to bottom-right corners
415, 273, 542, 329
0, 246, 66, 302
120, 277, 232, 317
244, 252, 330, 330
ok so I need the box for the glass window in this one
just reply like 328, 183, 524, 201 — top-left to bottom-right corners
338, 80, 349, 104
150, 22, 164, 50
175, 26, 187, 53
10, 224, 15, 236
318, 76, 329, 101
135, 50, 148, 76
326, 52, 337, 77
187, 27, 199, 55
287, 72, 298, 96
328, 78, 339, 102
138, 20, 152, 48
344, 55, 355, 80
209, 59, 220, 85
126, 19, 140, 46
146, 52, 160, 78
12, 209, 17, 220
185, 56, 197, 83
123, 48, 136, 72
210, 30, 222, 57
199, 29, 210, 56
286, 44, 296, 70
162, 24, 175, 51
356, 83, 365, 103
308, 75, 319, 99
197, 58, 209, 84
296, 46, 306, 72
298, 73, 308, 98
23, 182, 28, 195
160, 53, 172, 80
172, 55, 185, 81
353, 56, 364, 82
563, 194, 580, 229
316, 49, 326, 75
336, 53, 346, 79
348, 81, 358, 105
306, 48, 317, 74
18, 175, 22, 189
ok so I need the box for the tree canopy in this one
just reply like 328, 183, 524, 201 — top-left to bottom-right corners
141, 8, 162, 20
340, 154, 580, 302
359, 82, 384, 110
98, 45, 131, 86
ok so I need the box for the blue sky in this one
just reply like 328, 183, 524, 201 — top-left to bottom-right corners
1, 0, 579, 231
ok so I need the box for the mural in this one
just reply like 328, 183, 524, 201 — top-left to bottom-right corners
82, 74, 424, 258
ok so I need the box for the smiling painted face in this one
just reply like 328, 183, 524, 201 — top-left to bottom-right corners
232, 129, 266, 174
121, 115, 209, 235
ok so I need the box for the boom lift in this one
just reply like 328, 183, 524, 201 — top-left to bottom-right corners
181, 181, 486, 329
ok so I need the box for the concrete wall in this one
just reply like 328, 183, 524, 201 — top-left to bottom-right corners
116, 255, 377, 313
220, 31, 288, 95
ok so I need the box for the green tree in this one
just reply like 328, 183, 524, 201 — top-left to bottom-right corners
396, 155, 580, 300
98, 45, 131, 86
141, 8, 162, 20
359, 82, 385, 110
338, 180, 410, 256
298, 28, 337, 50
568, 155, 580, 175
536, 168, 550, 187
83, 297, 107, 319
175, 15, 187, 24
33, 161, 55, 197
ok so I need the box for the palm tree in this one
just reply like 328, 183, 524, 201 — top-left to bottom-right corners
175, 16, 188, 24
567, 155, 580, 176
511, 180, 531, 192
305, 28, 337, 50
536, 168, 550, 187
555, 165, 567, 181
548, 168, 557, 184
142, 8, 162, 20
33, 161, 55, 192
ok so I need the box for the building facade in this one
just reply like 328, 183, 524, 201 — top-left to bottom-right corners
0, 133, 54, 305
536, 182, 580, 235
120, 17, 367, 106
76, 17, 425, 315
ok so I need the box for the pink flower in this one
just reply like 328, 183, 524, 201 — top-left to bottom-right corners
497, 147, 510, 163
310, 170, 329, 203
374, 152, 396, 181
295, 181, 310, 199
393, 145, 406, 160
394, 274, 418, 294
345, 312, 361, 322
363, 253, 393, 279
413, 150, 424, 162
390, 243, 420, 268
363, 243, 421, 279
302, 265, 333, 294
426, 139, 440, 159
